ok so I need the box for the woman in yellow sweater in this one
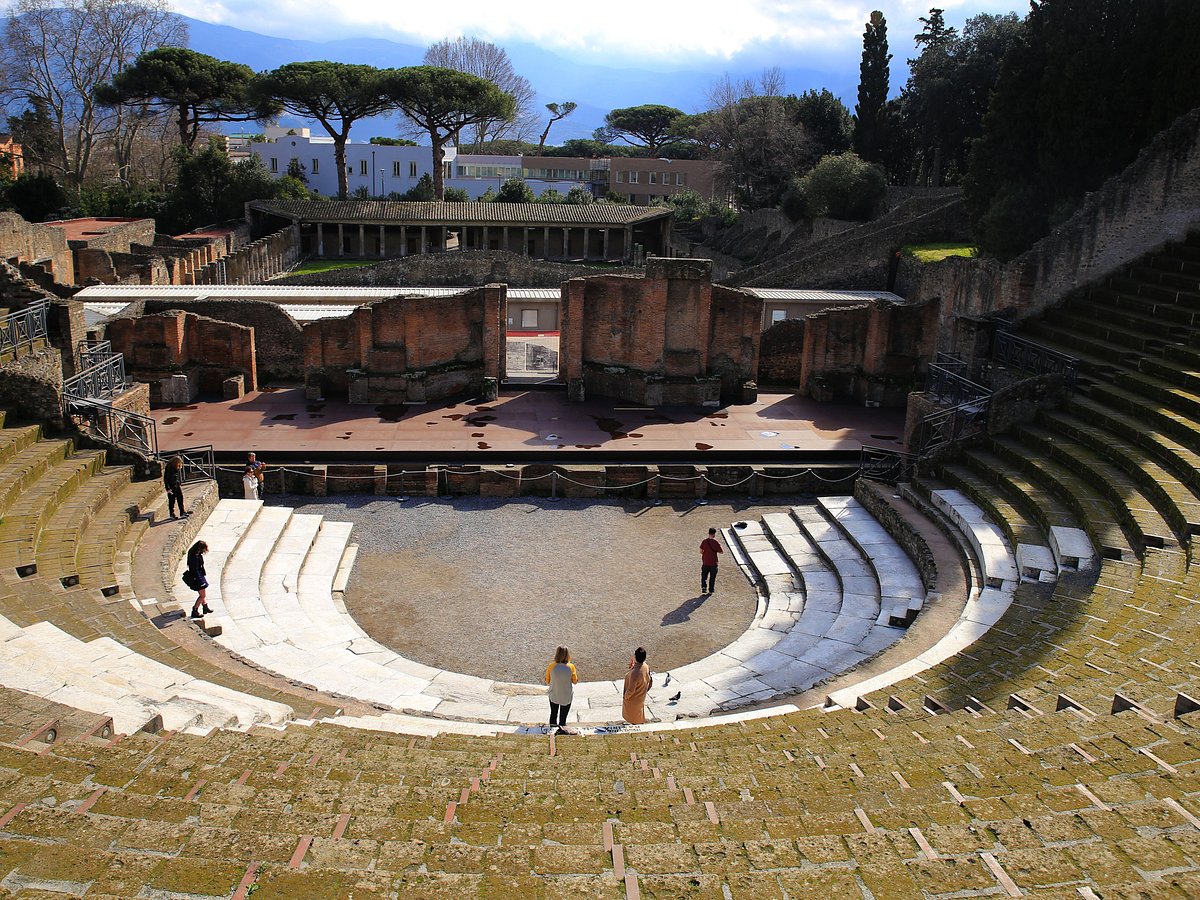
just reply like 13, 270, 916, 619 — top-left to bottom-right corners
544, 647, 578, 734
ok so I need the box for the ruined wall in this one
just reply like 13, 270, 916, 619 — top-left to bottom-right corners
106, 310, 256, 402
276, 249, 640, 289
134, 299, 304, 383
0, 212, 74, 284
758, 319, 806, 387
797, 297, 940, 406
66, 219, 155, 254
303, 287, 496, 403
0, 347, 63, 427
727, 193, 968, 290
907, 106, 1200, 355
193, 226, 299, 285
566, 258, 761, 406
74, 248, 171, 285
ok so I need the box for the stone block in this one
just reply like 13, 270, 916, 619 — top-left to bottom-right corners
158, 373, 197, 405
222, 374, 244, 400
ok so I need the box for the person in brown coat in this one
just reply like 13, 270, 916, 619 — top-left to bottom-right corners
622, 646, 653, 725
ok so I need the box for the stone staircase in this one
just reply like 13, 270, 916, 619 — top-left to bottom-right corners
182, 497, 945, 725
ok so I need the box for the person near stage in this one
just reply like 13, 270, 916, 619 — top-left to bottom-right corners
184, 540, 212, 619
243, 465, 260, 500
164, 455, 187, 518
544, 646, 578, 734
622, 647, 653, 725
700, 527, 723, 593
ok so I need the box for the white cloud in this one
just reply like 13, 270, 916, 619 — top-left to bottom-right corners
171, 0, 1023, 64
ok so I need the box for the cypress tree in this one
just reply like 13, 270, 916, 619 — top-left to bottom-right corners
853, 10, 891, 162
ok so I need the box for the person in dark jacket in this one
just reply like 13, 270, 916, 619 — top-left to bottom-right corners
164, 456, 187, 519
186, 540, 211, 619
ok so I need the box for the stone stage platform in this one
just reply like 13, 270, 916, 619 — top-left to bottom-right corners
153, 388, 908, 463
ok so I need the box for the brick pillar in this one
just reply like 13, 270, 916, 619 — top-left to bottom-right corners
482, 283, 505, 382
561, 278, 586, 390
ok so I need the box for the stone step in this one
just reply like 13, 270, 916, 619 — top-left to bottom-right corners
0, 451, 106, 574
929, 488, 1045, 586
1132, 263, 1200, 294
1089, 285, 1200, 328
939, 463, 1056, 576
989, 436, 1135, 562
817, 496, 926, 626
33, 466, 133, 580
1014, 422, 1180, 554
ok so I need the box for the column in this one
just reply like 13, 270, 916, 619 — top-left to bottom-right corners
625, 227, 633, 262
522, 227, 529, 256
441, 227, 448, 252
562, 227, 570, 259
483, 225, 489, 250
602, 229, 610, 260
543, 227, 550, 260
583, 227, 591, 261
317, 223, 324, 257
358, 225, 365, 258
337, 223, 345, 258
420, 227, 427, 254
400, 225, 407, 257
379, 225, 386, 257
502, 227, 509, 253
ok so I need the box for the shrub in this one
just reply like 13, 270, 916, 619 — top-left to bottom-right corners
781, 152, 887, 222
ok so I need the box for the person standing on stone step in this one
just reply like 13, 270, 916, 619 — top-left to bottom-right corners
242, 465, 260, 501
164, 455, 187, 519
700, 527, 723, 594
185, 540, 212, 619
623, 647, 653, 725
247, 451, 266, 494
544, 646, 578, 734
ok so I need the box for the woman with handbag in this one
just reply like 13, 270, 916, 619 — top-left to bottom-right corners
184, 540, 212, 619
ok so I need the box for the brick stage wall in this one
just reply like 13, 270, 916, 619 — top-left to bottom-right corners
303, 287, 497, 403
0, 212, 75, 285
107, 310, 256, 399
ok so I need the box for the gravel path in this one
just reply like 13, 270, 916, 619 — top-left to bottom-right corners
279, 496, 798, 683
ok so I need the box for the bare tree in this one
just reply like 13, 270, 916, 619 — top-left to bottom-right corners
2, 0, 185, 187
422, 37, 535, 145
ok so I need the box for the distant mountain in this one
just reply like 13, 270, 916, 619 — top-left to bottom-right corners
183, 18, 861, 145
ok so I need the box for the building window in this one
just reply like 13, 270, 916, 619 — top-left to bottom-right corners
393, 161, 401, 177
443, 161, 452, 180
521, 309, 538, 328
676, 172, 685, 186
771, 309, 787, 323
359, 160, 367, 175
269, 157, 278, 173
648, 171, 657, 184
662, 172, 670, 185
616, 171, 625, 183
311, 158, 319, 174
628, 171, 638, 184
409, 161, 417, 177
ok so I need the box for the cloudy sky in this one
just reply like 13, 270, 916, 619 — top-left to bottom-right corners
170, 0, 1025, 66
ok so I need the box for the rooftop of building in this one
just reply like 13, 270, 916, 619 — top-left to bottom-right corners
42, 216, 151, 242
250, 199, 672, 227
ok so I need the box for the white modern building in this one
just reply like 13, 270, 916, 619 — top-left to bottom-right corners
249, 135, 591, 200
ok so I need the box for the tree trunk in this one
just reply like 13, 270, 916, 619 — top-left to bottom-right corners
430, 130, 445, 200
178, 103, 191, 151
538, 120, 552, 155
334, 133, 349, 200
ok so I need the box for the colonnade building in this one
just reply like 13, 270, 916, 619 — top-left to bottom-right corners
248, 199, 673, 263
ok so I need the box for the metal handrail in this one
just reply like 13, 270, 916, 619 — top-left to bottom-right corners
159, 444, 215, 483
918, 399, 989, 456
992, 330, 1079, 388
859, 445, 917, 484
65, 397, 158, 457
925, 364, 991, 408
63, 355, 128, 404
0, 300, 48, 357
77, 339, 114, 371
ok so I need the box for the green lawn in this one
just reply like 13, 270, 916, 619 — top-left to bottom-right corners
286, 259, 376, 276
902, 242, 979, 263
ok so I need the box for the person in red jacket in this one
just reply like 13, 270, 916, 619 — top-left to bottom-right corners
700, 527, 723, 593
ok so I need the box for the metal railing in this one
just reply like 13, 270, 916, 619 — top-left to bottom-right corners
158, 445, 215, 483
859, 445, 917, 484
925, 363, 991, 408
65, 397, 158, 457
918, 400, 990, 456
0, 300, 48, 358
992, 330, 1079, 389
77, 339, 114, 371
63, 355, 128, 404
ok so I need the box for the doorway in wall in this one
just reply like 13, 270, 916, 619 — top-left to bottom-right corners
504, 297, 561, 385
